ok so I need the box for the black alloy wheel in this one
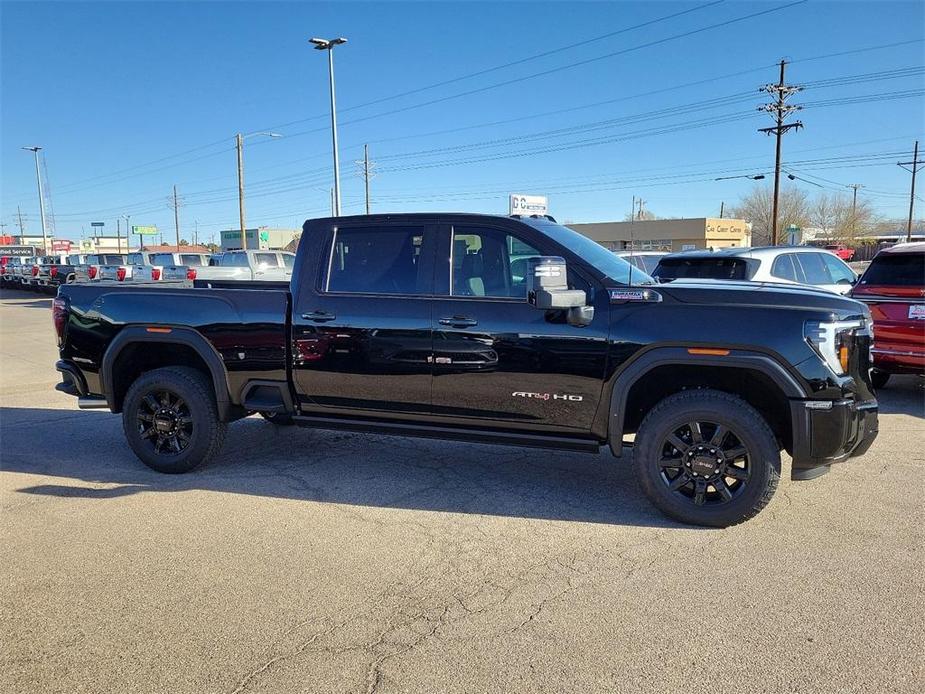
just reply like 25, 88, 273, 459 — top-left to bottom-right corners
123, 366, 227, 473
633, 389, 780, 527
657, 421, 750, 507
136, 389, 194, 455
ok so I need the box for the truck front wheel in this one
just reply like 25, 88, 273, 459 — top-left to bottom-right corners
633, 389, 780, 527
122, 366, 227, 473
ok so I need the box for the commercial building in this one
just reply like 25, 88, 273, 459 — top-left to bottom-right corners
567, 218, 751, 252
219, 227, 301, 252
76, 236, 133, 254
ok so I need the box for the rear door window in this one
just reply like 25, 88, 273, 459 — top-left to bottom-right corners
180, 254, 207, 266
795, 253, 832, 285
771, 253, 799, 282
859, 253, 925, 287
254, 252, 280, 267
126, 253, 143, 264
326, 226, 428, 295
281, 253, 295, 269
653, 257, 749, 281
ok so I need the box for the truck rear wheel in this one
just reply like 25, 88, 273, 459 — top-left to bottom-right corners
122, 366, 227, 474
633, 389, 780, 527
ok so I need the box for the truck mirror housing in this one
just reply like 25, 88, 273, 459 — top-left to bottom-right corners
526, 256, 587, 310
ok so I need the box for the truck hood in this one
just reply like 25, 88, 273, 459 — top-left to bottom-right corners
653, 279, 868, 317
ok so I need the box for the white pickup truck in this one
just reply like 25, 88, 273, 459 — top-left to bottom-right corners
162, 249, 294, 282
134, 252, 212, 282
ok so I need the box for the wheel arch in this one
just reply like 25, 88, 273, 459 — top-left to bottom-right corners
607, 346, 807, 458
101, 326, 233, 420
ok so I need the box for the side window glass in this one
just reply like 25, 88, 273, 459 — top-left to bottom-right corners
327, 227, 426, 295
796, 253, 833, 285
452, 226, 541, 298
255, 252, 279, 267
771, 254, 797, 282
821, 253, 856, 284
282, 253, 295, 269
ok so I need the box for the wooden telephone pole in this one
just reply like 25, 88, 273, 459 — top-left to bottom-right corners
898, 140, 923, 242
759, 60, 803, 245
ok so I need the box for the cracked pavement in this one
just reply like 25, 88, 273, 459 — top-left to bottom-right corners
1, 289, 923, 693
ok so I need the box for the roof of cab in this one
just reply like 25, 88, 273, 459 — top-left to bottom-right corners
878, 242, 925, 255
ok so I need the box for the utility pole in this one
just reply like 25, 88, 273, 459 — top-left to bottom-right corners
172, 185, 181, 252
847, 184, 863, 239
636, 198, 646, 220
22, 146, 48, 254
116, 218, 121, 252
720, 201, 725, 219
355, 143, 376, 214
759, 60, 803, 246
194, 220, 199, 248
898, 140, 923, 243
123, 215, 131, 251
236, 133, 247, 250
16, 206, 26, 235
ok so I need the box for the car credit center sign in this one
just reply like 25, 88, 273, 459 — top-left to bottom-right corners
509, 194, 548, 217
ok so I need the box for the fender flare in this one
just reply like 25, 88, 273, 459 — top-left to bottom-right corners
607, 346, 807, 457
100, 326, 232, 420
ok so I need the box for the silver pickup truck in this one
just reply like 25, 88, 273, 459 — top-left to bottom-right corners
73, 254, 127, 282
162, 249, 294, 282
98, 251, 156, 282
129, 251, 213, 282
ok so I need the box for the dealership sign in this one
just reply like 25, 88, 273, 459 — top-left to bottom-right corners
509, 194, 548, 217
132, 225, 158, 236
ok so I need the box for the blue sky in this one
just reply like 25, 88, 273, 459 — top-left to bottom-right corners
1, 0, 923, 244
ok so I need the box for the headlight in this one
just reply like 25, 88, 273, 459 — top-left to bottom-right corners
804, 319, 863, 376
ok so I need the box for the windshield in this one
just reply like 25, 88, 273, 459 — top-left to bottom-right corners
543, 223, 654, 285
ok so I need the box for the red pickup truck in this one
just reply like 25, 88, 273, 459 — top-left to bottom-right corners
823, 244, 855, 262
850, 242, 925, 387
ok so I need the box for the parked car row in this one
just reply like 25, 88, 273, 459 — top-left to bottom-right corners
0, 249, 295, 292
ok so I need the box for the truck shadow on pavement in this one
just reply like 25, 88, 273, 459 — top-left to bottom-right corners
2, 407, 681, 528
3, 378, 920, 527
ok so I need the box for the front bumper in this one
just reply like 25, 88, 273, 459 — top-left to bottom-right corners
789, 397, 879, 478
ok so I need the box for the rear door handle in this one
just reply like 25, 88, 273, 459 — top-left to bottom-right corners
438, 316, 478, 328
302, 310, 336, 322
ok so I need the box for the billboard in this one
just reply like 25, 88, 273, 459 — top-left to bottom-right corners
509, 194, 548, 217
132, 225, 158, 236
52, 240, 72, 252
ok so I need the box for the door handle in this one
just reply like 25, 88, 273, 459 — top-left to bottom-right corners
438, 316, 478, 328
302, 310, 336, 322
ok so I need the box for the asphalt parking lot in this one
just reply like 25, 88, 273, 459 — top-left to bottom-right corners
1, 287, 923, 694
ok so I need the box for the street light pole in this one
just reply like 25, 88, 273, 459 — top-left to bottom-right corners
22, 146, 48, 254
310, 37, 347, 217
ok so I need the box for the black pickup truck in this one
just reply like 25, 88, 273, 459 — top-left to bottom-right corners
54, 213, 879, 526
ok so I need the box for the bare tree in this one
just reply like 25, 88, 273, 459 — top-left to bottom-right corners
730, 185, 810, 245
810, 193, 877, 243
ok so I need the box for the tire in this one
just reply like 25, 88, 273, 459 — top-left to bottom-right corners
633, 389, 780, 527
122, 366, 227, 474
260, 412, 294, 425
870, 369, 891, 389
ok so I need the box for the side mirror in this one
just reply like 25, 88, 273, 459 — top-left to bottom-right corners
526, 256, 587, 309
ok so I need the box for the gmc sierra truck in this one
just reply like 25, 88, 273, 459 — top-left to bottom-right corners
53, 213, 879, 526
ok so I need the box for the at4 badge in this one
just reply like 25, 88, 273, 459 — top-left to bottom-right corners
512, 391, 583, 402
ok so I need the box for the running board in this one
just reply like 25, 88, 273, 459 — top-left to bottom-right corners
291, 415, 602, 453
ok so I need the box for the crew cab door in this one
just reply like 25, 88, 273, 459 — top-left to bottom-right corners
291, 220, 437, 416
429, 222, 610, 432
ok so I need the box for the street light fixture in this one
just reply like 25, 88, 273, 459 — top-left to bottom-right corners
236, 131, 283, 250
310, 36, 348, 216
714, 174, 766, 181
21, 146, 49, 254
785, 172, 823, 188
